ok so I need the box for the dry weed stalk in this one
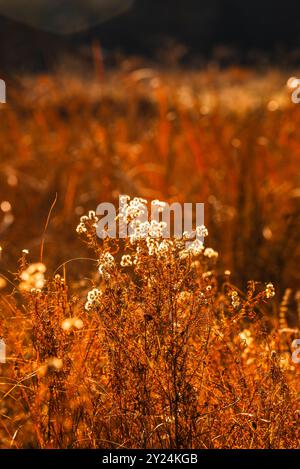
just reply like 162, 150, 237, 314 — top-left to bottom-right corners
0, 197, 298, 448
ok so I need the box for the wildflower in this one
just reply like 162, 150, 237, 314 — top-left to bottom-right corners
189, 239, 204, 254
182, 230, 195, 241
119, 196, 148, 224
76, 210, 98, 234
129, 219, 167, 244
132, 245, 143, 265
231, 291, 240, 309
119, 194, 130, 205
129, 220, 150, 243
204, 248, 218, 259
151, 199, 166, 213
30, 288, 42, 294
265, 282, 275, 299
120, 254, 132, 267
174, 238, 185, 250
157, 239, 173, 256
196, 225, 208, 238
54, 274, 65, 285
179, 239, 204, 258
146, 237, 159, 256
88, 210, 96, 219
148, 220, 167, 238
85, 288, 102, 311
76, 222, 87, 234
98, 252, 115, 280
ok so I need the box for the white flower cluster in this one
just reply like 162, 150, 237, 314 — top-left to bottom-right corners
144, 237, 175, 257
146, 237, 159, 256
129, 220, 168, 244
120, 254, 133, 267
76, 211, 98, 234
151, 199, 167, 212
196, 225, 208, 238
119, 196, 148, 224
203, 248, 218, 259
85, 288, 103, 311
157, 239, 174, 256
182, 225, 207, 240
98, 252, 115, 280
265, 282, 275, 299
179, 239, 204, 258
231, 291, 240, 309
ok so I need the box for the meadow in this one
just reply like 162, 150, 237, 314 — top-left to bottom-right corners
0, 65, 300, 448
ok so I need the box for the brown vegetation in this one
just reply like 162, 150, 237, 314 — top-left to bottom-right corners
0, 67, 300, 448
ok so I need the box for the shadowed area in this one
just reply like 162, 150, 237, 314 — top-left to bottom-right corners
0, 0, 133, 34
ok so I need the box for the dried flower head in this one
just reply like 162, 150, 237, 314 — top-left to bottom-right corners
120, 254, 133, 267
265, 282, 275, 299
85, 288, 102, 311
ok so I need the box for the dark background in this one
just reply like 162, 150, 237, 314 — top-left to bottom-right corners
1, 0, 300, 72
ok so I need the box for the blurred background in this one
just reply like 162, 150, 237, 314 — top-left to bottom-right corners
1, 0, 300, 72
0, 0, 300, 303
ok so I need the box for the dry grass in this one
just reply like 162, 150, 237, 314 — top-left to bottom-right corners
0, 65, 300, 448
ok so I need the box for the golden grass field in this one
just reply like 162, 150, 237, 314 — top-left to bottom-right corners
0, 65, 300, 448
